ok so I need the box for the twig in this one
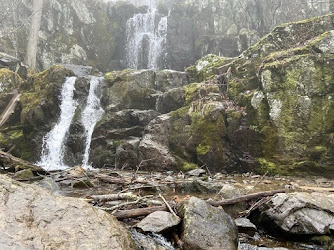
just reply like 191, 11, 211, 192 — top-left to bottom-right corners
100, 195, 153, 212
159, 193, 177, 217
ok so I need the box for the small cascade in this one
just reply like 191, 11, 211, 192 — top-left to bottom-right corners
125, 0, 168, 70
39, 77, 78, 170
81, 76, 104, 169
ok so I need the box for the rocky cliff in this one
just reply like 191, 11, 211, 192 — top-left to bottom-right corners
0, 14, 333, 177
0, 0, 331, 72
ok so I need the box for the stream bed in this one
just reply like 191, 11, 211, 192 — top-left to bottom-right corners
16, 168, 334, 250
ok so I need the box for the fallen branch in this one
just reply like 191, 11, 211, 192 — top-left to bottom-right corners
100, 196, 152, 212
89, 192, 138, 203
0, 150, 45, 174
207, 189, 285, 207
114, 204, 172, 220
159, 193, 177, 217
0, 90, 21, 128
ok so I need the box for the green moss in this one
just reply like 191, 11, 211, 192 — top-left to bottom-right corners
196, 144, 211, 156
9, 130, 23, 140
0, 132, 8, 144
185, 54, 226, 82
180, 162, 199, 171
256, 158, 277, 175
310, 235, 333, 247
113, 140, 121, 148
184, 83, 202, 105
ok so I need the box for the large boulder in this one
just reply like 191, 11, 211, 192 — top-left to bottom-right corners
257, 192, 334, 236
179, 196, 238, 250
0, 174, 136, 249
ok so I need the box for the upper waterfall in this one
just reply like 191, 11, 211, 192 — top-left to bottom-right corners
38, 76, 78, 171
125, 0, 168, 70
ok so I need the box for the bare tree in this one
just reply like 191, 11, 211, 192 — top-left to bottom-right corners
25, 0, 44, 70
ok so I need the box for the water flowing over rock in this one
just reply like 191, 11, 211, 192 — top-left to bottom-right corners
39, 76, 78, 171
125, 0, 168, 70
0, 174, 136, 249
81, 76, 104, 168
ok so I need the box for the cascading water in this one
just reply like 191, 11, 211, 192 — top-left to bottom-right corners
81, 76, 104, 169
125, 0, 168, 70
38, 77, 78, 171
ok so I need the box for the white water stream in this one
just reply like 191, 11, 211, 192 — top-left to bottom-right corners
39, 77, 78, 171
125, 0, 168, 70
81, 76, 104, 169
38, 76, 104, 171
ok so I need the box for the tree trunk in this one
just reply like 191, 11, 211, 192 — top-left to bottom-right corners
25, 0, 44, 70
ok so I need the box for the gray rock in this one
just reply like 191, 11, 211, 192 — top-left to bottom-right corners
186, 168, 206, 177
13, 169, 34, 180
136, 211, 181, 233
0, 175, 135, 249
179, 197, 238, 250
218, 184, 243, 199
177, 179, 223, 194
155, 70, 189, 92
155, 87, 185, 114
258, 192, 334, 235
235, 218, 257, 236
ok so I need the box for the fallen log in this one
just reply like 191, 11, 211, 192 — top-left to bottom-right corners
0, 90, 21, 128
207, 189, 285, 207
114, 205, 171, 220
89, 192, 138, 203
0, 150, 46, 174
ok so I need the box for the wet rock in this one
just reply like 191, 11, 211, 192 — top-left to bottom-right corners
138, 114, 177, 170
131, 230, 175, 250
0, 52, 27, 78
235, 218, 257, 236
258, 192, 334, 235
0, 175, 135, 249
136, 211, 181, 233
13, 169, 34, 180
179, 196, 238, 250
155, 70, 189, 92
62, 64, 93, 77
155, 87, 185, 114
217, 184, 247, 217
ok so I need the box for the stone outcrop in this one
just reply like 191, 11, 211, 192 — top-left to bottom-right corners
257, 192, 334, 236
0, 174, 136, 249
0, 0, 331, 72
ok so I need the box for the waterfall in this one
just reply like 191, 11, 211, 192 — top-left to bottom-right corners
81, 76, 104, 169
39, 77, 78, 171
125, 0, 168, 70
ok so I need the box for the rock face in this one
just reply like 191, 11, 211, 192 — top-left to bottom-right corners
179, 197, 238, 250
0, 174, 135, 249
0, 0, 331, 71
258, 192, 334, 236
